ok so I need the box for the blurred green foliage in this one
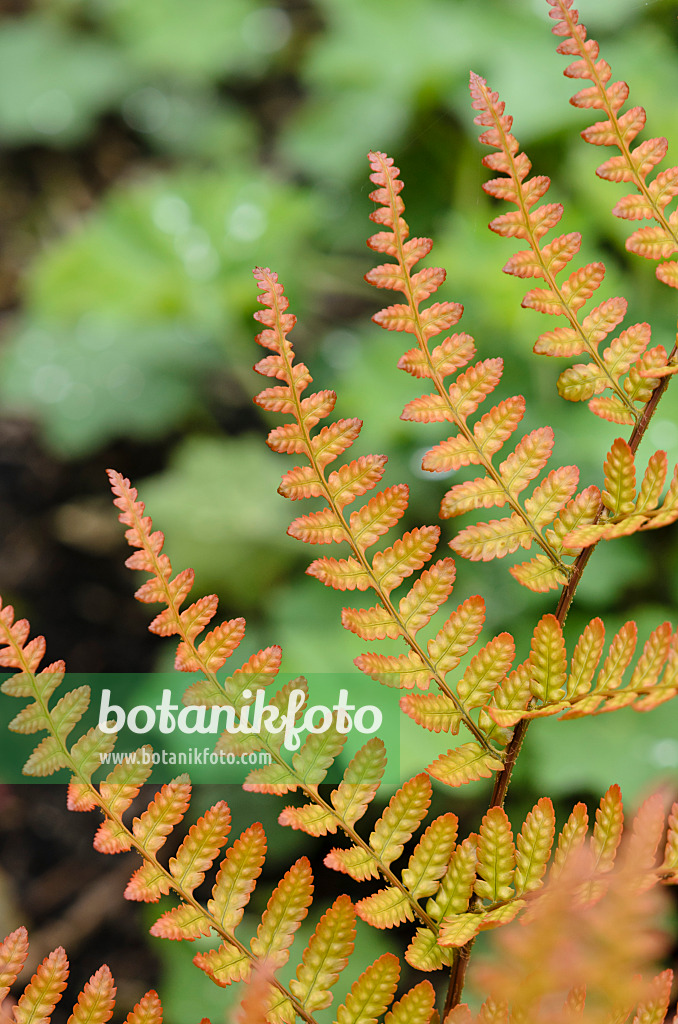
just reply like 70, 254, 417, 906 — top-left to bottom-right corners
2, 1, 678, 1018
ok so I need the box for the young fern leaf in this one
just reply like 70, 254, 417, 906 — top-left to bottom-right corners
487, 613, 678, 728
562, 439, 678, 547
468, 72, 675, 424
455, 843, 673, 1024
107, 470, 282, 701
548, 0, 678, 304
365, 151, 601, 592
106, 471, 456, 1012
324, 774, 443, 934
253, 265, 505, 779
289, 895, 355, 1013
333, 953, 400, 1024
0, 928, 159, 1024
435, 789, 676, 955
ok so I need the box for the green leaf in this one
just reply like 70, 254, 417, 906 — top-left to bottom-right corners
602, 438, 636, 516
591, 785, 624, 874
428, 837, 477, 922
334, 953, 400, 1024
292, 727, 347, 788
383, 981, 436, 1024
290, 895, 356, 1012
355, 887, 411, 929
369, 774, 431, 866
529, 614, 567, 703
428, 742, 504, 787
132, 779, 191, 855
427, 596, 485, 674
250, 858, 314, 969
514, 797, 555, 896
330, 738, 387, 826
457, 634, 515, 710
207, 822, 267, 930
401, 813, 458, 898
0, 15, 127, 145
475, 807, 515, 903
567, 618, 606, 699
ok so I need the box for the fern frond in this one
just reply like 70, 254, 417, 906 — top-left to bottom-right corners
0, 930, 160, 1024
561, 440, 678, 548
547, 0, 678, 299
108, 471, 281, 695
0, 608, 346, 1024
434, 789, 675, 958
468, 71, 673, 425
253, 265, 506, 760
365, 151, 600, 589
489, 613, 678, 727
107, 476, 464, 960
464, 838, 672, 1024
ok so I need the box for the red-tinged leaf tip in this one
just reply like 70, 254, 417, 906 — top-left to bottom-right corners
0, 927, 30, 1001
66, 965, 116, 1024
125, 990, 163, 1024
14, 946, 69, 1024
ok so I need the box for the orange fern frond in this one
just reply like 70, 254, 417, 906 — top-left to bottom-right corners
0, 603, 353, 1024
434, 788, 676, 958
548, 0, 678, 299
561, 438, 678, 547
365, 151, 601, 589
468, 72, 675, 426
108, 470, 282, 708
454, 831, 673, 1024
253, 265, 507, 779
486, 612, 678, 729
0, 928, 159, 1024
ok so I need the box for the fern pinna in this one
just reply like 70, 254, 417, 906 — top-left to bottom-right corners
0, 927, 163, 1024
548, 0, 678, 303
449, 824, 676, 1024
253, 264, 510, 786
364, 150, 603, 594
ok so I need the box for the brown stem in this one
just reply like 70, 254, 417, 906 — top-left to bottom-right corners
443, 938, 475, 1020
